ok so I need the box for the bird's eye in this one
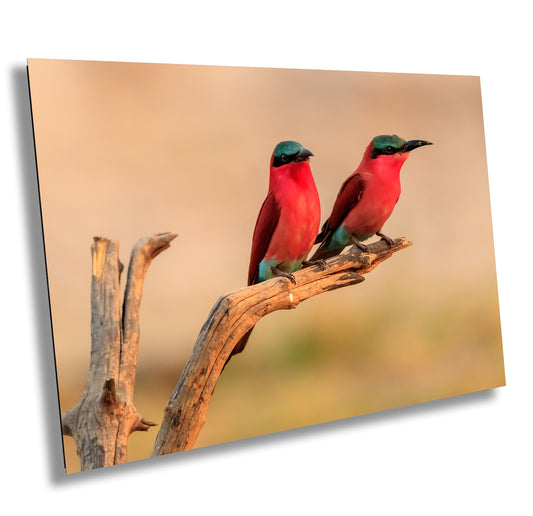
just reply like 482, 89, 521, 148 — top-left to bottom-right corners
385, 146, 395, 154
281, 154, 289, 163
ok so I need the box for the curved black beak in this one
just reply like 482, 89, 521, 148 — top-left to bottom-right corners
402, 140, 433, 153
294, 148, 314, 161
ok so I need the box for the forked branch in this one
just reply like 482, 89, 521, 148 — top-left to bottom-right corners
62, 232, 177, 470
151, 237, 412, 457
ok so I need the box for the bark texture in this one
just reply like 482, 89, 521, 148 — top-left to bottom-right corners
61, 233, 177, 470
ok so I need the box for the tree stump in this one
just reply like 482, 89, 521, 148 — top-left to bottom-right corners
61, 233, 177, 470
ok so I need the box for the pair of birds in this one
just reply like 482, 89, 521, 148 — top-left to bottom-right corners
228, 134, 432, 365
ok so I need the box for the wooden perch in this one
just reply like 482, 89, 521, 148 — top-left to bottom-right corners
151, 236, 412, 457
62, 232, 177, 470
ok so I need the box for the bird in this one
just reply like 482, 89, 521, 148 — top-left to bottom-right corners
226, 140, 321, 366
311, 134, 432, 261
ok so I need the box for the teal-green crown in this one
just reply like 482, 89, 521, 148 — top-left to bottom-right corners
371, 134, 407, 159
272, 140, 313, 168
273, 140, 306, 158
373, 134, 405, 152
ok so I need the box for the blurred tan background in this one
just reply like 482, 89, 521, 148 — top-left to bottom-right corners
28, 59, 504, 474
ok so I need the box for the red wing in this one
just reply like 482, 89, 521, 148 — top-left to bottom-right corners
248, 191, 281, 285
316, 173, 366, 243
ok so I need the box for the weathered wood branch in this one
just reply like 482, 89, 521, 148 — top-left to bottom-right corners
151, 237, 412, 457
62, 232, 177, 470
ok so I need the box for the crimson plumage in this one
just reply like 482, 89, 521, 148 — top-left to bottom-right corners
312, 135, 432, 261
226, 140, 320, 366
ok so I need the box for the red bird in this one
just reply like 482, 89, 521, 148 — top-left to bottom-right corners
227, 140, 321, 365
311, 134, 432, 261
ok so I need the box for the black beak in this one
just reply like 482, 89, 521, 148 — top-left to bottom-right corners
402, 140, 433, 153
294, 148, 314, 161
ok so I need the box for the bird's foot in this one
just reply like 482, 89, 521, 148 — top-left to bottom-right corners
272, 266, 296, 284
376, 231, 395, 247
302, 259, 327, 270
350, 236, 369, 253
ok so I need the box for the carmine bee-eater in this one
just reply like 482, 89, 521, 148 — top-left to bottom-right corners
310, 134, 432, 261
226, 140, 321, 366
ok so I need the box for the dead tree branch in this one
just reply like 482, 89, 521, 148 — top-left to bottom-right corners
62, 232, 177, 470
151, 237, 412, 457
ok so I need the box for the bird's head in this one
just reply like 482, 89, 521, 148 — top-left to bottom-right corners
272, 141, 314, 168
371, 134, 432, 159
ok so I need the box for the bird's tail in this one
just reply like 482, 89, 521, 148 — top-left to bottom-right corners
309, 237, 343, 262
314, 227, 327, 244
222, 326, 254, 371
312, 219, 344, 261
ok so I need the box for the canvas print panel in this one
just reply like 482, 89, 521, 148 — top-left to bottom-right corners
27, 59, 504, 473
